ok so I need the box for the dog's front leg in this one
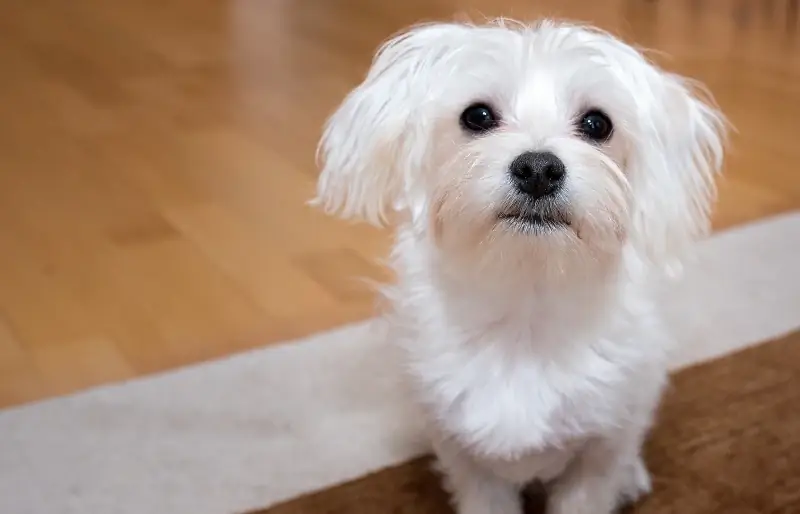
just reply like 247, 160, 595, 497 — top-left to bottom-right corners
547, 435, 647, 514
433, 439, 523, 514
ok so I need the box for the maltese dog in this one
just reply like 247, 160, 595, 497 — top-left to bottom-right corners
313, 18, 727, 514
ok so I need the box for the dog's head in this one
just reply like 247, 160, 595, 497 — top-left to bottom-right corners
314, 20, 727, 278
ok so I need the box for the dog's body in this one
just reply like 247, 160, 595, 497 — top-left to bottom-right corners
388, 228, 668, 513
313, 19, 726, 514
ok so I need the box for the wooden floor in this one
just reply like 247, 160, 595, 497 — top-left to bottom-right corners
0, 0, 799, 408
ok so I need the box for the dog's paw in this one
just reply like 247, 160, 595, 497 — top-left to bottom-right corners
618, 456, 652, 506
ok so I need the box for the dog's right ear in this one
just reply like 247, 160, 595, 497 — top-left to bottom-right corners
312, 23, 466, 226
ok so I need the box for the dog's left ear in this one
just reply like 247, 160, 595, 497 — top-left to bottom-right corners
628, 70, 729, 269
312, 23, 466, 226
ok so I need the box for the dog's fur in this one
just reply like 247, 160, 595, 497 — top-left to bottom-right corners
313, 19, 727, 514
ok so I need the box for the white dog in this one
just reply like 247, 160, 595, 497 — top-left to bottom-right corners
313, 18, 727, 514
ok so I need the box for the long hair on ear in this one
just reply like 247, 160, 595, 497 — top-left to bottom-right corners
311, 23, 468, 226
628, 71, 729, 271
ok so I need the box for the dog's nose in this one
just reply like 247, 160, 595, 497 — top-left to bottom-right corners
509, 151, 566, 199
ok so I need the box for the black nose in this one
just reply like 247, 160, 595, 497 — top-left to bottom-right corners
509, 151, 566, 199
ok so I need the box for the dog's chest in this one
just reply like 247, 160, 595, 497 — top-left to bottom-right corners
422, 340, 630, 463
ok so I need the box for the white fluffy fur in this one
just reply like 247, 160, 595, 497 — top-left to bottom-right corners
313, 19, 727, 514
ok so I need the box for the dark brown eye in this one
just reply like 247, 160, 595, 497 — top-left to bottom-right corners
460, 103, 499, 133
578, 110, 613, 141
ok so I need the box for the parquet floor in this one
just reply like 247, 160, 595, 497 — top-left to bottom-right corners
1, 0, 799, 408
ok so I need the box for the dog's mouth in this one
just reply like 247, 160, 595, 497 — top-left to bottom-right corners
497, 211, 570, 230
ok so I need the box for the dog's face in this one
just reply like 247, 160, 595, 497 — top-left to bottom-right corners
314, 20, 726, 276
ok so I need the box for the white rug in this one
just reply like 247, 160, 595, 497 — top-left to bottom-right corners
2, 212, 800, 514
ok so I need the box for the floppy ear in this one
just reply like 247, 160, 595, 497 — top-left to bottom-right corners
312, 23, 465, 226
627, 71, 729, 269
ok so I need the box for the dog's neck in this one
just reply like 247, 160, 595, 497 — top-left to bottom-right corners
389, 224, 641, 351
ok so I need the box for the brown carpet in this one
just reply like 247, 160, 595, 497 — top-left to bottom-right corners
253, 331, 800, 514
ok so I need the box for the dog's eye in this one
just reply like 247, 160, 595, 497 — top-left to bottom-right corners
460, 103, 499, 133
578, 110, 613, 142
